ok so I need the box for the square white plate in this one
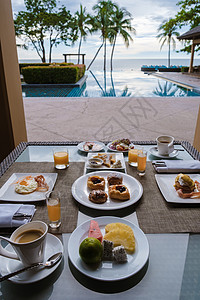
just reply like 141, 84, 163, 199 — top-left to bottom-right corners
155, 173, 200, 204
85, 152, 126, 171
0, 173, 58, 202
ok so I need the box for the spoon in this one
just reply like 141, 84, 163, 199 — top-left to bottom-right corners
0, 252, 62, 282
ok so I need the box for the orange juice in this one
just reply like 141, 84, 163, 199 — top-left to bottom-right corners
128, 149, 142, 166
128, 149, 138, 164
54, 151, 69, 169
47, 198, 61, 222
137, 153, 147, 172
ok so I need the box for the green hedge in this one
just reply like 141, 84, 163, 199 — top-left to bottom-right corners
21, 64, 85, 84
19, 62, 73, 74
181, 66, 189, 72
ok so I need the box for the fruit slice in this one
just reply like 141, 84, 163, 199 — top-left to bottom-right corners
104, 223, 135, 252
105, 223, 134, 235
88, 220, 103, 243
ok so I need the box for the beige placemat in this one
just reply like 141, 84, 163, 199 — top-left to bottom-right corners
126, 162, 200, 233
0, 162, 84, 234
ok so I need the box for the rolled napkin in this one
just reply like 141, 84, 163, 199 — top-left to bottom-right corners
153, 160, 200, 173
0, 204, 35, 228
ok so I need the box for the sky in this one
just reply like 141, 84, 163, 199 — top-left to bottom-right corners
11, 0, 192, 62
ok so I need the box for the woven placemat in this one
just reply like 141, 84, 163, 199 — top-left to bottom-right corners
0, 162, 84, 234
126, 162, 200, 233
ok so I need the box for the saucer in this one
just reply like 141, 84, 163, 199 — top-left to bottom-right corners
149, 147, 179, 159
0, 233, 63, 284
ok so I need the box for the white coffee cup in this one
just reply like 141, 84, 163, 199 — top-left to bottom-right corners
156, 135, 174, 155
0, 221, 48, 266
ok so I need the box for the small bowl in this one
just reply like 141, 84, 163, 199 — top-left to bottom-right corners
88, 158, 103, 167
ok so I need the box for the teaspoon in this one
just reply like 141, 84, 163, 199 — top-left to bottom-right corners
0, 252, 62, 282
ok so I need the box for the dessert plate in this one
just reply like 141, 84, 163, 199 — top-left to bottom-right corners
149, 147, 179, 159
107, 142, 134, 152
155, 173, 200, 204
0, 173, 57, 202
85, 153, 126, 171
77, 141, 105, 153
68, 216, 149, 281
0, 233, 63, 284
72, 171, 143, 210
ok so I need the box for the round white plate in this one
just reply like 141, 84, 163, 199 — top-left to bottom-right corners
68, 216, 149, 281
72, 171, 143, 210
149, 147, 179, 159
107, 142, 134, 152
77, 141, 105, 152
0, 233, 63, 284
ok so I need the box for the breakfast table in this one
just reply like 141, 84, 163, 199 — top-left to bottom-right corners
0, 140, 200, 300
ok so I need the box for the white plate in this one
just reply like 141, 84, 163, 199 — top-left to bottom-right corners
0, 233, 63, 284
107, 142, 134, 152
149, 147, 179, 159
68, 216, 149, 281
72, 171, 143, 210
155, 173, 200, 204
77, 141, 105, 152
0, 173, 57, 202
86, 153, 126, 171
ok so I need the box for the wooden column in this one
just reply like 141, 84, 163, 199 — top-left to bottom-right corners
0, 0, 27, 162
193, 105, 200, 152
189, 41, 195, 73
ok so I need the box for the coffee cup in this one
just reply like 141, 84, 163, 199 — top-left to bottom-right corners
156, 135, 174, 155
0, 221, 48, 266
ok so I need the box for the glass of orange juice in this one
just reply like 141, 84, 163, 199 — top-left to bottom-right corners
46, 191, 61, 229
53, 148, 69, 169
137, 150, 147, 176
128, 147, 142, 166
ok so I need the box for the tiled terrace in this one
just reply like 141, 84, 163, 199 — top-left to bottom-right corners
23, 72, 200, 144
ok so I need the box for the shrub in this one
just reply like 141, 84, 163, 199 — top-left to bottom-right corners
181, 66, 189, 73
19, 62, 73, 74
21, 64, 85, 84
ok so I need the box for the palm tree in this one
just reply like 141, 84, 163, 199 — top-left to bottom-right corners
74, 5, 93, 64
87, 0, 117, 71
157, 18, 180, 67
109, 7, 135, 71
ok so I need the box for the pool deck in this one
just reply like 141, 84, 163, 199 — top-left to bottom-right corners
23, 72, 200, 145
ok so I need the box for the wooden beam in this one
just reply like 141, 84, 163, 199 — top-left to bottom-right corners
189, 41, 195, 73
194, 38, 200, 44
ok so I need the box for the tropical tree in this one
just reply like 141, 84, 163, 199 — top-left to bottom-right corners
87, 0, 117, 71
74, 4, 93, 64
14, 0, 76, 63
157, 18, 180, 67
173, 0, 200, 55
109, 7, 135, 71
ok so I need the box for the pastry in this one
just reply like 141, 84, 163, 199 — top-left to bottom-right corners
89, 190, 108, 204
87, 175, 105, 190
107, 173, 123, 186
108, 185, 130, 200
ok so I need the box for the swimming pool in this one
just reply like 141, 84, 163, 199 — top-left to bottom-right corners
22, 70, 200, 97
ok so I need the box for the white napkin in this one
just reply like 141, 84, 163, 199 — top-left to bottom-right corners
154, 160, 200, 173
0, 204, 35, 228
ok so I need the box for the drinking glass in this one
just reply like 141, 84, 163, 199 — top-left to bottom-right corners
46, 191, 61, 229
137, 150, 147, 176
53, 148, 69, 169
128, 147, 142, 167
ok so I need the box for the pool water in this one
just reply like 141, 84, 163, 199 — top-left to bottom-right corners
22, 70, 200, 97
